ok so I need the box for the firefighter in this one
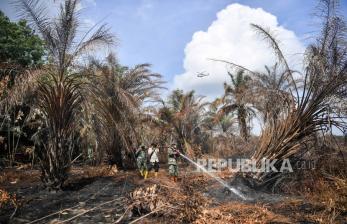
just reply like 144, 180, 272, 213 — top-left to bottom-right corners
167, 143, 179, 182
148, 143, 160, 178
135, 144, 148, 179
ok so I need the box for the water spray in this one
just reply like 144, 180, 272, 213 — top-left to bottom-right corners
177, 152, 248, 200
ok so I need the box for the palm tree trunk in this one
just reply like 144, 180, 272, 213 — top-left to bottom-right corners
238, 107, 248, 141
37, 134, 70, 191
108, 135, 124, 169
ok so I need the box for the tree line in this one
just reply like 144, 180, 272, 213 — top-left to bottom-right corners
0, 0, 346, 191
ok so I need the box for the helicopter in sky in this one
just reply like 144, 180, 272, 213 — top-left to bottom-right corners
196, 71, 210, 77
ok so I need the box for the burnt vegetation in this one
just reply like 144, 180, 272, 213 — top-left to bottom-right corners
0, 0, 346, 223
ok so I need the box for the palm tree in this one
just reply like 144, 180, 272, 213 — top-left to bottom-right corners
252, 63, 293, 126
159, 90, 207, 156
86, 53, 163, 169
202, 99, 237, 155
226, 0, 347, 189
251, 13, 346, 185
203, 98, 236, 137
222, 70, 254, 141
15, 0, 114, 190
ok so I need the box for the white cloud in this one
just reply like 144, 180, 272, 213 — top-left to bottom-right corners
173, 3, 305, 100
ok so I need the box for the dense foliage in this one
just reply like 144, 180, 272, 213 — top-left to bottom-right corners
0, 11, 44, 67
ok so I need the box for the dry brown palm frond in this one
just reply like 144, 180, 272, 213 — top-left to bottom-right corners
72, 24, 114, 61
250, 24, 300, 104
33, 71, 83, 189
13, 0, 56, 55
0, 66, 43, 108
208, 58, 258, 76
250, 63, 295, 126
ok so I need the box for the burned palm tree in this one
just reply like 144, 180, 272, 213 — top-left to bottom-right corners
86, 53, 163, 169
229, 0, 347, 189
15, 0, 114, 189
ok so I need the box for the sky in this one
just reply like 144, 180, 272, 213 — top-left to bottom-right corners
1, 0, 346, 134
1, 0, 346, 95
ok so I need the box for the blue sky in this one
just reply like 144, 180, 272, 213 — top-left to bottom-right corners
1, 0, 346, 88
1, 0, 346, 135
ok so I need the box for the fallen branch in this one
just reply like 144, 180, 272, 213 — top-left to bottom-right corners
27, 204, 80, 224
27, 182, 113, 224
128, 205, 167, 224
60, 197, 122, 223
45, 173, 129, 224
70, 153, 83, 165
9, 206, 18, 220
113, 205, 133, 223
